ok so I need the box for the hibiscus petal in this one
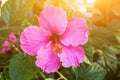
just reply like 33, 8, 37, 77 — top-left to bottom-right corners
20, 26, 51, 56
60, 18, 89, 46
39, 6, 67, 35
35, 42, 60, 73
60, 45, 85, 67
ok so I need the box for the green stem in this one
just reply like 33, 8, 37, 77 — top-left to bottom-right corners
40, 72, 46, 79
56, 71, 68, 80
11, 43, 21, 53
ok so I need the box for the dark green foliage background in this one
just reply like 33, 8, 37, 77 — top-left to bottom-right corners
0, 0, 120, 80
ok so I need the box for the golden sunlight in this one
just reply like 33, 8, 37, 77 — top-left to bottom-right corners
1, 0, 7, 6
77, 0, 95, 4
77, 0, 95, 17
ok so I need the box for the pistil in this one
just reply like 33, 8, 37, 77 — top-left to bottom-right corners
51, 33, 63, 54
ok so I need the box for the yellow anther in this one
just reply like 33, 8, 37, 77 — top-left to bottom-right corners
53, 42, 63, 55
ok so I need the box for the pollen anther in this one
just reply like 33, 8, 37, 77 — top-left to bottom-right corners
53, 42, 63, 55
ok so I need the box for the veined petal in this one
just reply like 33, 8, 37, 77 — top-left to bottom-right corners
39, 6, 67, 35
60, 45, 85, 67
60, 18, 89, 46
35, 42, 60, 73
20, 26, 51, 56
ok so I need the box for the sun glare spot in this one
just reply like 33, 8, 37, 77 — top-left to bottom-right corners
1, 0, 7, 6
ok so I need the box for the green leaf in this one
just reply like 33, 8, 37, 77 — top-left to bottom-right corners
84, 56, 91, 65
98, 46, 118, 73
60, 68, 76, 80
1, 0, 37, 25
96, 46, 119, 79
84, 45, 95, 63
0, 69, 10, 80
60, 63, 106, 80
107, 19, 120, 43
9, 54, 40, 80
115, 29, 120, 43
78, 63, 106, 80
0, 29, 9, 44
89, 26, 117, 48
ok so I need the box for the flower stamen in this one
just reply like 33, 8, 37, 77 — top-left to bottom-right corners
53, 42, 63, 55
51, 33, 63, 54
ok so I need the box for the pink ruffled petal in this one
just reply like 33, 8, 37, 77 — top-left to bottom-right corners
35, 42, 60, 73
39, 6, 67, 35
9, 32, 17, 43
60, 18, 89, 46
20, 26, 51, 56
60, 45, 85, 67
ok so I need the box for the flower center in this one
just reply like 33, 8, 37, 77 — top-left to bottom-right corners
50, 33, 63, 55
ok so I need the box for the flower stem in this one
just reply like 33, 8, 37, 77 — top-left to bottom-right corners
56, 71, 68, 80
11, 43, 21, 53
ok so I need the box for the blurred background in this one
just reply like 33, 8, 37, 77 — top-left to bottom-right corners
0, 0, 120, 80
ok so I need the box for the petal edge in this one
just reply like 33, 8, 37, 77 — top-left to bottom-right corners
61, 18, 89, 46
20, 26, 51, 56
36, 42, 60, 73
60, 45, 85, 67
39, 6, 67, 35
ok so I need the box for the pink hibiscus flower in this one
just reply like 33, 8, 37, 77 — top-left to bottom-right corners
20, 6, 89, 73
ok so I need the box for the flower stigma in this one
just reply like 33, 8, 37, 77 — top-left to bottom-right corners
50, 33, 63, 55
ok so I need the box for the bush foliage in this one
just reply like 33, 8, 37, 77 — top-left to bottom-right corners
0, 0, 120, 80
